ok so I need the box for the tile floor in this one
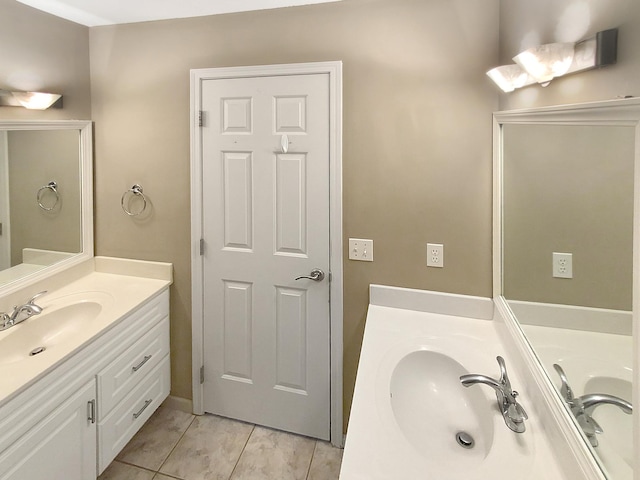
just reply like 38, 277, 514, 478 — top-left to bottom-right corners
98, 405, 343, 480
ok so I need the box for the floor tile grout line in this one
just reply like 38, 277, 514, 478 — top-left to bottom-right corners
108, 459, 158, 475
304, 439, 319, 480
155, 413, 198, 477
153, 472, 183, 480
227, 423, 256, 480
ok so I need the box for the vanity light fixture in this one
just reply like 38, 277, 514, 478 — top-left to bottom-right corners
486, 65, 536, 93
514, 42, 575, 85
0, 90, 63, 109
488, 28, 618, 92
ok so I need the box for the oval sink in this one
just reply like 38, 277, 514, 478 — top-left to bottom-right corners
0, 301, 103, 365
389, 350, 494, 470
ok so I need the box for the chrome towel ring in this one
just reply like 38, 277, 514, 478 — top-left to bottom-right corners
37, 181, 60, 211
121, 184, 148, 216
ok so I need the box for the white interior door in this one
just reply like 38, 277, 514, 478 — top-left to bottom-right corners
200, 73, 331, 440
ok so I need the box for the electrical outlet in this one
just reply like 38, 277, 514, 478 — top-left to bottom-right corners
349, 238, 373, 262
553, 252, 573, 278
427, 243, 444, 268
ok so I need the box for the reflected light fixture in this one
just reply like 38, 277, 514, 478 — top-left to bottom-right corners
0, 90, 63, 109
488, 28, 618, 93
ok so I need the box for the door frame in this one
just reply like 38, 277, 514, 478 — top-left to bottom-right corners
0, 131, 10, 270
190, 62, 343, 446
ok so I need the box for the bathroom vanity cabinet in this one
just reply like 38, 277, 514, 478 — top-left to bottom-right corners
0, 288, 170, 479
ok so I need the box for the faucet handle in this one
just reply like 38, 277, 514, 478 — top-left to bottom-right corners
27, 291, 47, 304
507, 390, 528, 418
553, 364, 574, 402
577, 412, 604, 436
496, 356, 512, 390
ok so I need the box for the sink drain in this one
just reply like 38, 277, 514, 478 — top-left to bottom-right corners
455, 431, 475, 449
29, 346, 46, 356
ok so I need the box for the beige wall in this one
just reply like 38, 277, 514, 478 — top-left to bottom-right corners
8, 130, 82, 264
503, 124, 635, 310
498, 0, 640, 110
89, 0, 499, 430
0, 0, 91, 120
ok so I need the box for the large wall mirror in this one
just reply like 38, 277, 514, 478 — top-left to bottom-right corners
494, 98, 640, 480
0, 120, 93, 296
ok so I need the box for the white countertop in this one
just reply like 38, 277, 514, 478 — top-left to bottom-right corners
340, 285, 565, 480
0, 257, 172, 407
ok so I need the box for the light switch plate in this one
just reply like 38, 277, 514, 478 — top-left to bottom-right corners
349, 238, 373, 261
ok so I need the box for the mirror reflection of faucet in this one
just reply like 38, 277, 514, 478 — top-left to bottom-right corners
460, 356, 528, 433
0, 291, 47, 331
553, 364, 632, 447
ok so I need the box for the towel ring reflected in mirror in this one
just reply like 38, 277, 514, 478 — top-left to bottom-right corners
121, 184, 148, 216
37, 181, 60, 211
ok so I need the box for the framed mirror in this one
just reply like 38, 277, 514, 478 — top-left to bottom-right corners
0, 120, 93, 296
494, 98, 640, 480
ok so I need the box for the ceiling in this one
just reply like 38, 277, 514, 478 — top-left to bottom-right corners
16, 0, 342, 26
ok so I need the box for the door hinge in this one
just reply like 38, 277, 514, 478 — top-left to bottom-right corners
199, 238, 205, 256
198, 110, 204, 127
200, 366, 205, 384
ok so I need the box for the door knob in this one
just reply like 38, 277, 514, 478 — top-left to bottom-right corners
295, 268, 325, 282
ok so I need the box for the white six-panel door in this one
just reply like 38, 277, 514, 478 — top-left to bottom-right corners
200, 73, 331, 440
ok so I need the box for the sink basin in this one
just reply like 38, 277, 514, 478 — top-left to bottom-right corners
584, 376, 634, 477
0, 292, 112, 366
526, 329, 633, 480
373, 342, 534, 480
390, 350, 494, 468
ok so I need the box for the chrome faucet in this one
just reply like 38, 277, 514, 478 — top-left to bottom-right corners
553, 364, 632, 447
0, 291, 47, 331
460, 356, 528, 433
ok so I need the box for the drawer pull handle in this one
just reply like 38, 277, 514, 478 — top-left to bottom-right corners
133, 398, 153, 419
87, 399, 96, 424
132, 355, 152, 372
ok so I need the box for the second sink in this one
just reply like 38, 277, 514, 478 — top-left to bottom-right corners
390, 350, 494, 467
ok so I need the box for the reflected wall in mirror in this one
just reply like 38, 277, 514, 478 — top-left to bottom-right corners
0, 121, 93, 295
496, 99, 640, 480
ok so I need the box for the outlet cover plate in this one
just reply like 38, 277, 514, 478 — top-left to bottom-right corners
427, 243, 444, 268
553, 252, 573, 278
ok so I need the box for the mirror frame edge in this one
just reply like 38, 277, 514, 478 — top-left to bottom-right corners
492, 97, 640, 480
0, 119, 93, 298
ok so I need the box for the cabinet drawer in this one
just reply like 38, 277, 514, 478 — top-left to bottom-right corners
97, 316, 169, 419
98, 355, 170, 473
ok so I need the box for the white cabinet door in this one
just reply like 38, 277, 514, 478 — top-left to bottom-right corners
0, 380, 97, 480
